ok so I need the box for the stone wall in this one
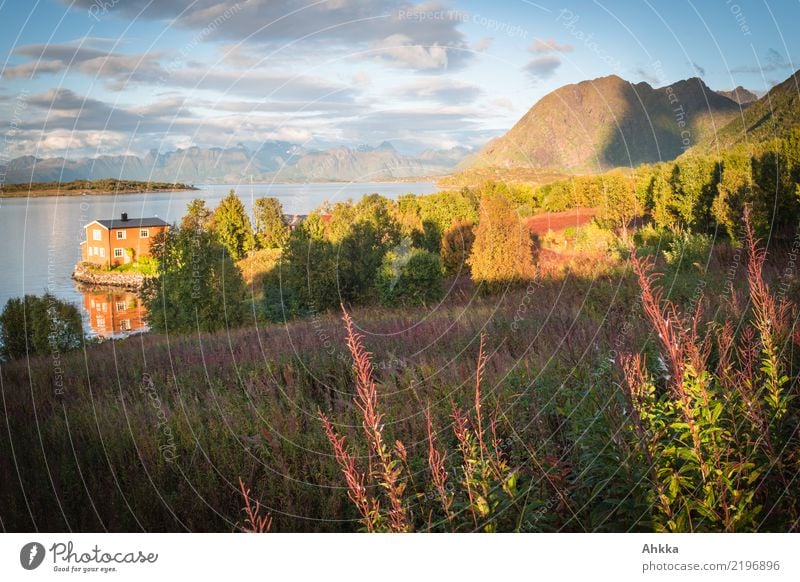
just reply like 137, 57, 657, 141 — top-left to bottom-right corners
71, 262, 151, 290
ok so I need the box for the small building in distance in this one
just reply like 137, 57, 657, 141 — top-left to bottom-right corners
80, 213, 169, 267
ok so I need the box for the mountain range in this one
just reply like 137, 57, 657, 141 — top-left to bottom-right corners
0, 142, 469, 184
468, 75, 745, 173
5, 71, 794, 185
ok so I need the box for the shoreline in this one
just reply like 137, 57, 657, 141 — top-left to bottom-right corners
0, 186, 198, 198
71, 262, 152, 290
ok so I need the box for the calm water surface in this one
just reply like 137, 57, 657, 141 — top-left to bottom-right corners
0, 181, 437, 334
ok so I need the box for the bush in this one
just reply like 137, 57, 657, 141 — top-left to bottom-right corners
662, 232, 713, 271
574, 222, 617, 254
0, 294, 83, 360
377, 246, 443, 306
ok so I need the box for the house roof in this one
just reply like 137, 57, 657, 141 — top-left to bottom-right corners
89, 217, 170, 230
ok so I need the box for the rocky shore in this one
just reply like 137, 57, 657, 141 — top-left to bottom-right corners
71, 263, 151, 290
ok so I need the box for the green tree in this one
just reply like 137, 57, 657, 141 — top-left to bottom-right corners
417, 190, 479, 235
597, 170, 640, 235
712, 150, 755, 240
213, 190, 256, 260
0, 294, 83, 360
253, 197, 289, 249
648, 165, 680, 232
143, 226, 247, 332
440, 220, 475, 276
670, 156, 719, 231
276, 225, 340, 314
181, 199, 212, 232
377, 247, 443, 306
468, 194, 535, 293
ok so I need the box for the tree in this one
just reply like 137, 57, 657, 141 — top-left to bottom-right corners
377, 247, 443, 306
0, 294, 83, 360
670, 156, 718, 231
275, 225, 340, 315
181, 199, 212, 232
440, 220, 475, 276
213, 190, 256, 260
597, 170, 641, 235
713, 151, 756, 240
468, 194, 535, 293
253, 197, 289, 249
143, 226, 247, 333
417, 190, 479, 235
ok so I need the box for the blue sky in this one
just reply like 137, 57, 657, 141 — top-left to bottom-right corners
0, 0, 797, 159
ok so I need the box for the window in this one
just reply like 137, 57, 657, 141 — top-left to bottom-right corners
114, 248, 124, 258
120, 320, 131, 331
88, 247, 93, 257
140, 228, 149, 238
96, 315, 105, 328
116, 301, 126, 312
93, 229, 102, 241
116, 230, 126, 240
99, 248, 105, 258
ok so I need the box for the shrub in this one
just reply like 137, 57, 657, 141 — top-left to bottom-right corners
574, 222, 617, 254
662, 232, 713, 271
377, 246, 443, 306
0, 294, 83, 360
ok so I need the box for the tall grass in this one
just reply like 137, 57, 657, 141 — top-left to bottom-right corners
1, 228, 797, 532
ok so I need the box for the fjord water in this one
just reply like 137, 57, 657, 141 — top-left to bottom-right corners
0, 181, 437, 333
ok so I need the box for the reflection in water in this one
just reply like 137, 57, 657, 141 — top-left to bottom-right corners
80, 286, 148, 338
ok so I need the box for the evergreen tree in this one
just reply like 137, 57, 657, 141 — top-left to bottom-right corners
253, 197, 289, 249
213, 190, 255, 260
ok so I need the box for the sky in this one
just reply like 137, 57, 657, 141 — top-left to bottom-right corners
0, 0, 798, 160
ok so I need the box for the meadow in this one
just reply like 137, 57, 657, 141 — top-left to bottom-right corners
2, 219, 797, 532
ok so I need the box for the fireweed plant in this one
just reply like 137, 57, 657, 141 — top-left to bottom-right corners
319, 311, 561, 532
622, 208, 798, 532
319, 209, 798, 533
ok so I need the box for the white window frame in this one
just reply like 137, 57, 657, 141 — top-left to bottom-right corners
114, 248, 124, 258
99, 248, 105, 258
140, 228, 150, 238
88, 247, 93, 257
116, 230, 126, 240
120, 319, 131, 331
116, 301, 126, 312
93, 229, 102, 241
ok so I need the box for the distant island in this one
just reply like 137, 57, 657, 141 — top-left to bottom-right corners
0, 178, 197, 198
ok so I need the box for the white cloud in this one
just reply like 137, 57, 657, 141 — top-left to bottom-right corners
524, 55, 562, 80
372, 34, 450, 70
529, 38, 573, 53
